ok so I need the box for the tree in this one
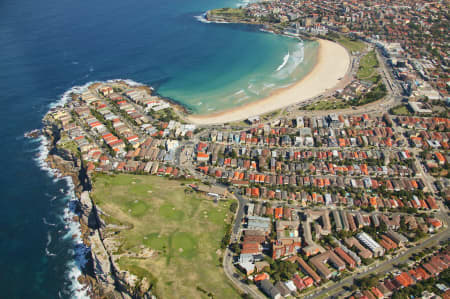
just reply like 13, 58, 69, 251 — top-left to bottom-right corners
230, 242, 240, 254
231, 150, 237, 159
355, 274, 379, 290
230, 202, 238, 213
379, 220, 387, 232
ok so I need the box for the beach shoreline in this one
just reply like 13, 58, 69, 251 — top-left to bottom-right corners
187, 39, 351, 125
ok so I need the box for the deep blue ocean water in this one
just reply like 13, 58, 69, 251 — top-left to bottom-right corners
0, 0, 316, 297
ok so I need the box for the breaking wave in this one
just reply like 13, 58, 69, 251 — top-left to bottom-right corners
46, 232, 57, 257
276, 52, 290, 71
235, 0, 258, 8
49, 79, 144, 109
108, 78, 144, 87
36, 84, 96, 297
233, 89, 245, 96
43, 217, 57, 226
272, 42, 304, 79
236, 95, 251, 103
194, 13, 210, 23
193, 12, 230, 24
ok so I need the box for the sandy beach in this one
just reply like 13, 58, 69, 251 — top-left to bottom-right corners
187, 39, 351, 125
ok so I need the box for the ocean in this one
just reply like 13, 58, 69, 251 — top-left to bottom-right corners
0, 0, 317, 297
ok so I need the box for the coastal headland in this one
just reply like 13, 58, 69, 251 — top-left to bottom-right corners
36, 23, 352, 298
37, 6, 349, 299
23, 0, 450, 296
187, 39, 351, 125
38, 78, 242, 298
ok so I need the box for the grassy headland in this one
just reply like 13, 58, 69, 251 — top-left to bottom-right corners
207, 8, 250, 22
91, 174, 240, 299
208, 8, 246, 18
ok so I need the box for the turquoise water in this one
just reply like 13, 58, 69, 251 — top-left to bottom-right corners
159, 30, 318, 114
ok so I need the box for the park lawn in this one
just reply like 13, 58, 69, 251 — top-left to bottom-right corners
390, 104, 413, 116
357, 50, 380, 83
302, 98, 350, 110
335, 36, 366, 53
91, 174, 240, 299
147, 107, 181, 123
57, 133, 80, 156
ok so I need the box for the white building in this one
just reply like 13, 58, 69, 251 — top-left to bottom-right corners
357, 232, 384, 257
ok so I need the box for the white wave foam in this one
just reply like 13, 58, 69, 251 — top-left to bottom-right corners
46, 232, 57, 257
233, 89, 245, 96
264, 83, 276, 88
247, 83, 260, 95
38, 77, 148, 295
194, 12, 230, 24
34, 127, 90, 298
235, 0, 256, 8
23, 146, 41, 153
261, 83, 276, 93
61, 177, 90, 299
49, 82, 93, 109
45, 248, 57, 257
43, 217, 57, 226
194, 14, 211, 23
107, 78, 144, 87
236, 95, 250, 103
47, 232, 52, 246
272, 42, 304, 80
49, 78, 145, 110
34, 136, 59, 179
276, 52, 290, 71
71, 61, 79, 65
212, 20, 230, 24
259, 28, 276, 35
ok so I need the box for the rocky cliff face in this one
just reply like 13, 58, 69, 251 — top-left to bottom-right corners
43, 124, 153, 299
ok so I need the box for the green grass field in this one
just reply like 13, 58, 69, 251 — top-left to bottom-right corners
57, 132, 80, 156
357, 50, 380, 83
209, 8, 247, 19
390, 104, 413, 116
91, 174, 240, 299
332, 36, 366, 53
301, 98, 350, 110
